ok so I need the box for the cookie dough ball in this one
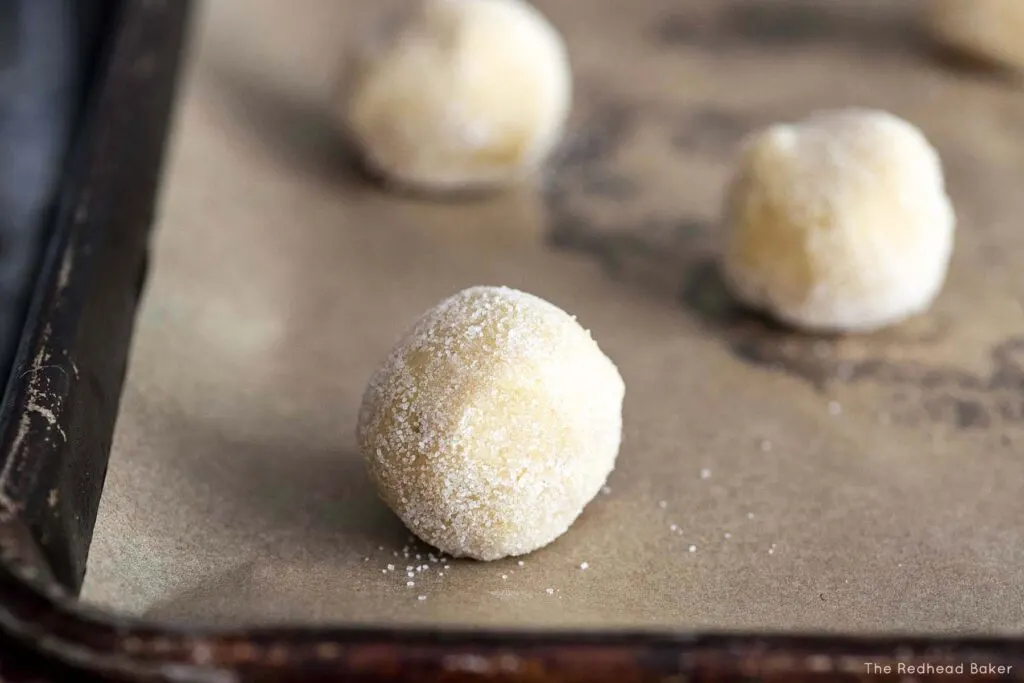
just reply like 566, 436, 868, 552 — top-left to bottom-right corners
926, 0, 1024, 72
357, 286, 624, 560
721, 108, 955, 333
342, 0, 572, 192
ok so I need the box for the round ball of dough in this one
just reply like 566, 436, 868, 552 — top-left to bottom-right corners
926, 0, 1024, 72
721, 108, 956, 333
357, 286, 624, 561
342, 0, 572, 191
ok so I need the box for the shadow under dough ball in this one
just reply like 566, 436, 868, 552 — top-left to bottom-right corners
721, 108, 956, 334
340, 0, 572, 193
926, 0, 1024, 72
357, 286, 624, 561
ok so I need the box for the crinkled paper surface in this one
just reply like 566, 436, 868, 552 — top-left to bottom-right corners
81, 0, 1024, 634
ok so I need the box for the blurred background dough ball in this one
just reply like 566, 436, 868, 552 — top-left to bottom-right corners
926, 0, 1024, 72
357, 286, 624, 561
342, 0, 572, 192
721, 108, 956, 333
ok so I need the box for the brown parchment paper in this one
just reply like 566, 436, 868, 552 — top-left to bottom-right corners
79, 0, 1024, 633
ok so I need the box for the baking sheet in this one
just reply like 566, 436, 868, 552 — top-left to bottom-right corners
80, 0, 1024, 633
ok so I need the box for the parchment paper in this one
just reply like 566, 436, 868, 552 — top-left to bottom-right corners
80, 0, 1024, 633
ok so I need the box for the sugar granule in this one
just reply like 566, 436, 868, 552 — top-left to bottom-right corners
517, 561, 524, 566
828, 401, 842, 416
658, 500, 667, 509
688, 545, 697, 553
579, 562, 589, 570
545, 588, 555, 595
700, 468, 711, 479
418, 595, 427, 601
407, 581, 415, 587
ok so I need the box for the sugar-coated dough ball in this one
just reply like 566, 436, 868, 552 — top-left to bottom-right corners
357, 286, 624, 561
926, 0, 1024, 72
343, 0, 572, 191
721, 109, 955, 333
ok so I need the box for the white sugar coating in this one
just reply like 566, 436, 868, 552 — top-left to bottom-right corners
722, 108, 955, 333
358, 286, 625, 561
342, 0, 572, 191
926, 0, 1024, 72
